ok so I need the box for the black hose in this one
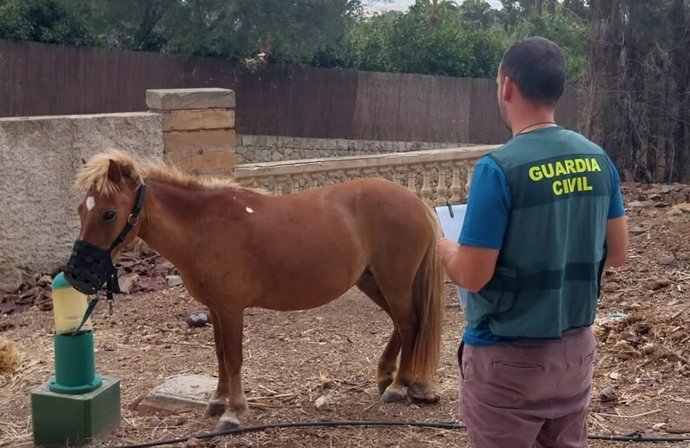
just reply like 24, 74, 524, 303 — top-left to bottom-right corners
105, 420, 690, 448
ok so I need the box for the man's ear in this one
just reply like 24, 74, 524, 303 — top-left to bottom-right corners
501, 76, 514, 102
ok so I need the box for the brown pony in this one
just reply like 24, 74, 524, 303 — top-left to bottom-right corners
70, 150, 445, 432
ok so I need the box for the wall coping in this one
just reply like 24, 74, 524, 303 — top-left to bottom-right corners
0, 112, 161, 122
235, 145, 496, 178
146, 88, 236, 111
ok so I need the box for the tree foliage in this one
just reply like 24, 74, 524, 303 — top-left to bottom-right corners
0, 0, 95, 46
509, 13, 587, 79
0, 0, 587, 78
349, 1, 505, 77
585, 0, 690, 182
1, 0, 688, 181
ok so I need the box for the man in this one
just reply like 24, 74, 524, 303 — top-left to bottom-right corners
437, 36, 628, 448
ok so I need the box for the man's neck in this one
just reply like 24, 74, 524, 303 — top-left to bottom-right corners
510, 110, 557, 137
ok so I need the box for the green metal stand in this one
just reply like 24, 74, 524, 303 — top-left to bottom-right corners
32, 376, 120, 446
31, 272, 120, 446
49, 331, 102, 394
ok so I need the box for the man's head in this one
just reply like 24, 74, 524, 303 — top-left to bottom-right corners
496, 37, 566, 131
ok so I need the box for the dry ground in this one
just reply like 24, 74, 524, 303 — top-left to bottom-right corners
1, 182, 689, 448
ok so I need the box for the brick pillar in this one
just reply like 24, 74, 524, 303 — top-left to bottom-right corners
146, 88, 236, 176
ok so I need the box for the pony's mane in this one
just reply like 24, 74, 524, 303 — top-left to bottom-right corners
75, 149, 259, 195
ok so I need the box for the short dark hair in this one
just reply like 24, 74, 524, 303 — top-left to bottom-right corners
500, 37, 566, 106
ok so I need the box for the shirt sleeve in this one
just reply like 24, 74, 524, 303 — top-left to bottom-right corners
458, 156, 511, 250
607, 157, 625, 219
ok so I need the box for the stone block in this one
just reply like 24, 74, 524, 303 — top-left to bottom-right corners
163, 109, 235, 132
164, 130, 236, 153
259, 149, 271, 162
165, 148, 236, 173
31, 376, 120, 447
137, 374, 216, 415
146, 88, 235, 111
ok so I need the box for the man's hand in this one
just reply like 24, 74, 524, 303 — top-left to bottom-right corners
437, 238, 500, 293
437, 238, 460, 265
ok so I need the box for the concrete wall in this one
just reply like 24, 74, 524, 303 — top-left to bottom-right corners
0, 113, 164, 275
235, 134, 464, 163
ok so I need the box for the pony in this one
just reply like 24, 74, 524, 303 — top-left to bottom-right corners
69, 150, 445, 432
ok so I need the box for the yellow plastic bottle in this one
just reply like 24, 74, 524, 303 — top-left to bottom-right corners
51, 272, 93, 334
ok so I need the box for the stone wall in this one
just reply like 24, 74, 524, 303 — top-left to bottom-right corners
235, 134, 465, 163
0, 113, 164, 276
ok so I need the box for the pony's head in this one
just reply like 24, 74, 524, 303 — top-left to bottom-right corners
65, 150, 146, 295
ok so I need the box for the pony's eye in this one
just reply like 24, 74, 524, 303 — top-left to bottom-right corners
102, 211, 116, 222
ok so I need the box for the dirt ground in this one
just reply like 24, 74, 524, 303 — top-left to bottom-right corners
1, 182, 689, 448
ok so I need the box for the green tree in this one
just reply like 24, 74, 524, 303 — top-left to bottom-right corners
348, 0, 506, 77
509, 13, 587, 78
348, 10, 400, 71
0, 0, 96, 46
498, 0, 533, 33
92, 0, 169, 52
159, 0, 362, 64
416, 0, 459, 27
459, 0, 498, 30
383, 3, 505, 77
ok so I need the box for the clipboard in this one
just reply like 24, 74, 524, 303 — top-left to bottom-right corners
434, 203, 469, 310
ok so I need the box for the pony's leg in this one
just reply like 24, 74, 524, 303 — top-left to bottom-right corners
356, 272, 401, 395
214, 310, 248, 432
392, 299, 441, 404
377, 332, 401, 395
375, 284, 418, 403
205, 310, 228, 417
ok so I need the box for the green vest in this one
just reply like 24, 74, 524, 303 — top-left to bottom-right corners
466, 127, 613, 339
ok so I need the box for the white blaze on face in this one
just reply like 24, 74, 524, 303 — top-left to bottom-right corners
86, 196, 96, 211
245, 207, 254, 214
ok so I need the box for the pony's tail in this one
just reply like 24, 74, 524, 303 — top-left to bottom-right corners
410, 205, 445, 383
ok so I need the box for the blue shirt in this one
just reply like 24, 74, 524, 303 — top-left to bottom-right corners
459, 155, 625, 346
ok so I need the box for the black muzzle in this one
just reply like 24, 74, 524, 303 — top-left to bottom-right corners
63, 183, 147, 297
65, 240, 118, 295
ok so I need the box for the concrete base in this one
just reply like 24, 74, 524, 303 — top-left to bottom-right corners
31, 376, 120, 447
137, 374, 216, 414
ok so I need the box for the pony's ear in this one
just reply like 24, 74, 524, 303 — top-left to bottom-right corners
120, 164, 132, 180
107, 159, 123, 183
81, 158, 86, 166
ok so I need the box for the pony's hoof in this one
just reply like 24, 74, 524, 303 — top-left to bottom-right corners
377, 378, 394, 396
380, 387, 406, 403
407, 383, 440, 404
214, 415, 240, 433
205, 402, 226, 417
